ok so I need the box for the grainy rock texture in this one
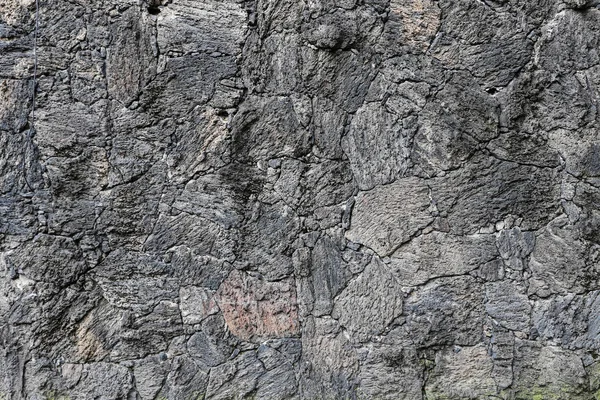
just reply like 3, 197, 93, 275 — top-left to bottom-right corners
2, 0, 600, 399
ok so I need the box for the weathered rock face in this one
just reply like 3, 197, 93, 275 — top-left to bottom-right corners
2, 0, 600, 398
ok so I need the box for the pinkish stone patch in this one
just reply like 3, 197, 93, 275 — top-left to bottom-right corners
216, 270, 299, 341
389, 0, 441, 51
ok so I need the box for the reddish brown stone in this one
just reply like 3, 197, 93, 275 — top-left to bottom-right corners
216, 270, 299, 340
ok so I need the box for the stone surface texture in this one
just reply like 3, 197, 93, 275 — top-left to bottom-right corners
1, 0, 600, 398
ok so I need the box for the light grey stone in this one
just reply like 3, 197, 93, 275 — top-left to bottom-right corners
345, 177, 435, 256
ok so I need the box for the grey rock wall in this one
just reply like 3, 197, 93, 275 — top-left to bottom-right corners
1, 0, 600, 398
